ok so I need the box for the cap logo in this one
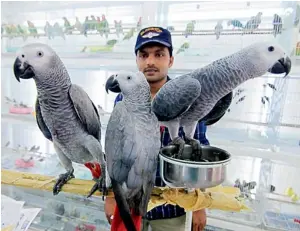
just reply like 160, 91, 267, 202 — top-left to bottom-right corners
140, 27, 162, 36
141, 31, 160, 38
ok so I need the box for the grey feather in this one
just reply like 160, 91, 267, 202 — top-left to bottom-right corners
152, 41, 291, 140
152, 76, 201, 121
69, 84, 101, 141
201, 91, 233, 126
105, 71, 160, 229
35, 98, 52, 141
13, 43, 106, 196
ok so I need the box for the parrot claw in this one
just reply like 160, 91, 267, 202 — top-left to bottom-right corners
169, 137, 186, 160
87, 176, 108, 201
53, 170, 75, 195
185, 138, 203, 161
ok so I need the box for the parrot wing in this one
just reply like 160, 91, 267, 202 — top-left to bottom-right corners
200, 91, 233, 126
152, 76, 201, 121
69, 84, 101, 141
105, 102, 136, 183
35, 98, 52, 141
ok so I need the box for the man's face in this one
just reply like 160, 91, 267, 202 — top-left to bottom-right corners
136, 44, 174, 83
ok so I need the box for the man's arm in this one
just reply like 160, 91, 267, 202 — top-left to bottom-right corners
193, 122, 208, 230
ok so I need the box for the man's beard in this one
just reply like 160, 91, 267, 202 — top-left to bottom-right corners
146, 75, 167, 84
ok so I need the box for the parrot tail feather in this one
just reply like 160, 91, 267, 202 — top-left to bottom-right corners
131, 211, 142, 231
111, 179, 137, 231
111, 207, 142, 231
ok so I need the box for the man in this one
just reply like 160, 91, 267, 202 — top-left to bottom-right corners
104, 26, 208, 231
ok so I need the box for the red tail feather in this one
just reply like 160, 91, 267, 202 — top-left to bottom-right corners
111, 206, 142, 231
131, 211, 142, 231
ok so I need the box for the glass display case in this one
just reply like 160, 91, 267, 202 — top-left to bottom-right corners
1, 1, 300, 231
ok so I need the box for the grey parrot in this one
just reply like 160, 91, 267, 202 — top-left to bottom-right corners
105, 71, 160, 231
13, 43, 107, 198
151, 41, 291, 160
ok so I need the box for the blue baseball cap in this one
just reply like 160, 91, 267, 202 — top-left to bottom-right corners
134, 26, 173, 54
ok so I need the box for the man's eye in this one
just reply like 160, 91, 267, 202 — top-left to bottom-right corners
156, 53, 164, 57
140, 54, 147, 58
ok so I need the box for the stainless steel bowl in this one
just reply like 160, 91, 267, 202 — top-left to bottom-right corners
159, 144, 231, 189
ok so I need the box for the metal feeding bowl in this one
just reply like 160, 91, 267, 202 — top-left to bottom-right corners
159, 144, 231, 189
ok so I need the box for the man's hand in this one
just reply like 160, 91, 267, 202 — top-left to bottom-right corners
192, 209, 207, 231
104, 197, 116, 225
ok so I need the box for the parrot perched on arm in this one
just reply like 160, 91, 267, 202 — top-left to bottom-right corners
105, 71, 161, 231
151, 41, 291, 159
12, 43, 107, 198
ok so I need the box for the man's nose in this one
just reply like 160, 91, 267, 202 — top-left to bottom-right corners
146, 55, 155, 66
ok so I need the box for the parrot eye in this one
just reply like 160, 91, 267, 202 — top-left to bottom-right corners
37, 51, 44, 57
268, 46, 274, 52
127, 76, 131, 80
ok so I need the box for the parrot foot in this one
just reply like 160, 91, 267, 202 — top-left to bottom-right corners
53, 170, 75, 195
169, 137, 186, 160
87, 176, 108, 200
185, 138, 204, 162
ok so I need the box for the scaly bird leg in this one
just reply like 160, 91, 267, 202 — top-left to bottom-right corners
85, 162, 108, 200
184, 137, 203, 161
169, 137, 186, 159
87, 176, 108, 200
53, 169, 75, 195
183, 122, 208, 162
162, 120, 185, 159
53, 147, 75, 195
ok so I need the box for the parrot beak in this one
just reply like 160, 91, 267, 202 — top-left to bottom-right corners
105, 75, 121, 93
268, 55, 291, 77
13, 57, 35, 82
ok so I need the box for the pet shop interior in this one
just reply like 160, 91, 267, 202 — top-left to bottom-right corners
1, 1, 300, 231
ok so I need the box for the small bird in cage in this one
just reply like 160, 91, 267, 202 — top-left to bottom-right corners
263, 83, 277, 91
114, 20, 123, 38
74, 17, 83, 34
62, 16, 72, 34
184, 20, 196, 38
44, 21, 54, 40
261, 96, 266, 105
214, 20, 223, 40
89, 15, 97, 31
233, 88, 245, 99
235, 95, 246, 104
53, 22, 65, 40
227, 19, 243, 31
261, 96, 270, 105
244, 12, 263, 34
273, 14, 283, 37
27, 20, 39, 38
5, 141, 10, 147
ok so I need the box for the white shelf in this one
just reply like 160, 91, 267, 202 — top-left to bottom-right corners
1, 113, 36, 126
207, 217, 264, 231
213, 141, 300, 168
2, 112, 300, 167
